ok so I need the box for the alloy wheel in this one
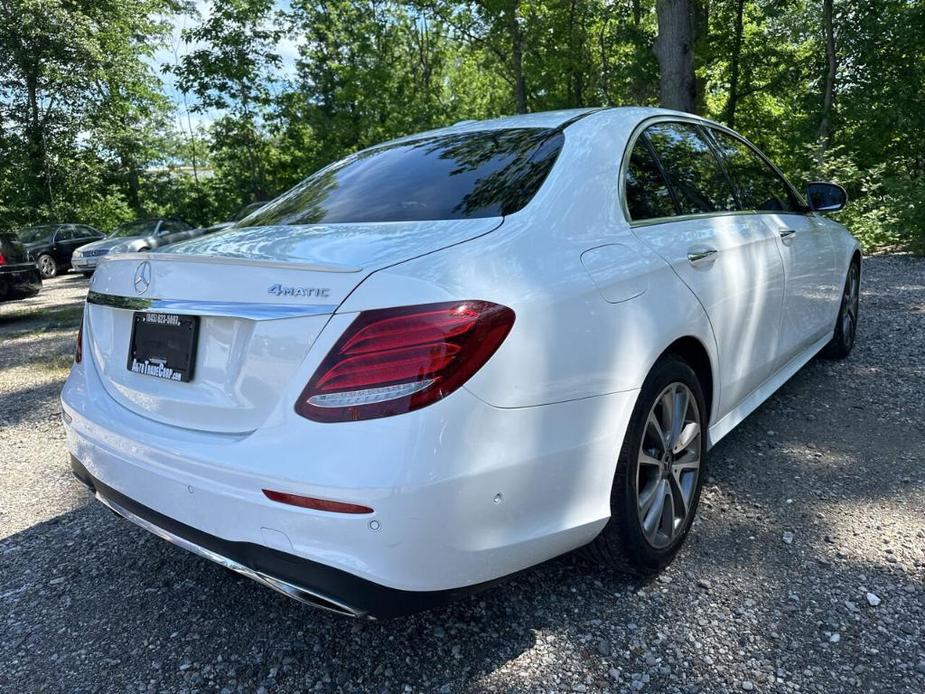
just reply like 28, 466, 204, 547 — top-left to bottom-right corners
842, 264, 859, 347
38, 256, 55, 278
636, 382, 702, 549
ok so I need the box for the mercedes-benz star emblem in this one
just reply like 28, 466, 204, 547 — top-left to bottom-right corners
133, 261, 152, 295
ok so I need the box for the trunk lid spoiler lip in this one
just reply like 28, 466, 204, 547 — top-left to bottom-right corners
103, 251, 363, 274
86, 290, 336, 321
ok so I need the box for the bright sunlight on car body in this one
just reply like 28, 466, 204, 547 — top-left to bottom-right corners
62, 107, 860, 618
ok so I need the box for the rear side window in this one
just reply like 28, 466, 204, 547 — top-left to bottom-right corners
709, 129, 801, 213
241, 128, 564, 226
625, 139, 677, 221
74, 225, 96, 238
644, 123, 738, 215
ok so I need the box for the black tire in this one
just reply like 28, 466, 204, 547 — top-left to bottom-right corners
585, 356, 707, 575
81, 272, 94, 278
37, 253, 58, 279
820, 259, 860, 360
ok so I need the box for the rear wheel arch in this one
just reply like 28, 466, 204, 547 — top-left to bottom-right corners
657, 336, 714, 425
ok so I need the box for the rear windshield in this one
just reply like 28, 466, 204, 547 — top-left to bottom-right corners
240, 128, 564, 226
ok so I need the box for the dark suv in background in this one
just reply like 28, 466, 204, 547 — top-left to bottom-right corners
0, 230, 42, 302
18, 224, 106, 278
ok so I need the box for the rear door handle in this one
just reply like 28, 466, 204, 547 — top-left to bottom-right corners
779, 229, 796, 245
687, 248, 718, 265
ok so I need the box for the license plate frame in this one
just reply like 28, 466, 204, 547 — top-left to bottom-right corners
127, 312, 199, 382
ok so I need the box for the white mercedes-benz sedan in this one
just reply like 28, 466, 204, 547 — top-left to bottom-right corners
62, 107, 860, 618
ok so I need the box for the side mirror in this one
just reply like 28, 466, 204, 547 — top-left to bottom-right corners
806, 182, 847, 213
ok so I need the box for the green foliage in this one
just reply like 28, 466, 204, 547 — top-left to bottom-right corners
0, 0, 922, 252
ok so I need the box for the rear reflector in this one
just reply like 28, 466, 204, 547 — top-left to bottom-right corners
262, 489, 373, 514
296, 300, 515, 422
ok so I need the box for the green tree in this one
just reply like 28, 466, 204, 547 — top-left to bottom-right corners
171, 0, 283, 205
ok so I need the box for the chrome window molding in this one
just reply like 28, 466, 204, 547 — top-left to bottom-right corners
87, 290, 337, 320
629, 210, 759, 229
618, 114, 812, 227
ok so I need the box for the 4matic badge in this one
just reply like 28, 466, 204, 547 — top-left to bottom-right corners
267, 284, 331, 299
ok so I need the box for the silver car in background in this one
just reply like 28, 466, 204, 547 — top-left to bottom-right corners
72, 219, 194, 276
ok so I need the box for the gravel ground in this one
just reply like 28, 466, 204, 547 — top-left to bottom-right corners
1, 257, 923, 693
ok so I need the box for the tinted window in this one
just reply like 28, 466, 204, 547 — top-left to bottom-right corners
19, 225, 56, 244
625, 139, 677, 221
242, 128, 564, 226
57, 226, 80, 241
709, 129, 801, 213
644, 123, 738, 215
75, 225, 101, 238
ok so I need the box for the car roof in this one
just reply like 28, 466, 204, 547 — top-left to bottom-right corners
375, 107, 723, 150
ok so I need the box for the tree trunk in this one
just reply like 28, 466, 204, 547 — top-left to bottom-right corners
599, 4, 612, 104
507, 0, 527, 113
654, 0, 697, 113
567, 0, 584, 107
722, 0, 745, 127
817, 0, 836, 162
24, 67, 51, 211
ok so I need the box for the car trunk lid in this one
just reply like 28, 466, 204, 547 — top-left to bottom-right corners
84, 218, 501, 433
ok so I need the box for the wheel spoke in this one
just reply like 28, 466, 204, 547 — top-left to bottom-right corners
646, 412, 668, 455
672, 421, 700, 454
642, 480, 666, 540
639, 450, 662, 468
658, 389, 675, 442
638, 478, 660, 517
669, 387, 687, 449
667, 471, 688, 529
659, 484, 676, 539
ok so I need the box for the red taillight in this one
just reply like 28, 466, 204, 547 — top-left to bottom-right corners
0, 252, 6, 266
296, 301, 515, 422
262, 489, 373, 514
75, 311, 84, 363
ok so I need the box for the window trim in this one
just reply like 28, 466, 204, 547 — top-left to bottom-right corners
619, 115, 809, 227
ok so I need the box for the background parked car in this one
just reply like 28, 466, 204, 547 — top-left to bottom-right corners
18, 224, 106, 278
0, 230, 42, 301
71, 218, 194, 276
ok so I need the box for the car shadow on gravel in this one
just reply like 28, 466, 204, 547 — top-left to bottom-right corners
0, 497, 611, 691
2, 481, 920, 693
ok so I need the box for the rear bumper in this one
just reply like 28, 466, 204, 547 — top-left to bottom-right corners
61, 326, 638, 613
70, 256, 101, 272
0, 264, 41, 300
70, 455, 495, 618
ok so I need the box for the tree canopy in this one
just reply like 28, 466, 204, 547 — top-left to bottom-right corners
0, 0, 922, 252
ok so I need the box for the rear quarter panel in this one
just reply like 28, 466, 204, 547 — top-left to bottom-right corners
338, 110, 719, 415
